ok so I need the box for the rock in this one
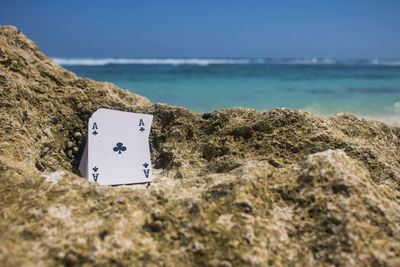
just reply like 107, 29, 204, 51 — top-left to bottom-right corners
1, 25, 400, 266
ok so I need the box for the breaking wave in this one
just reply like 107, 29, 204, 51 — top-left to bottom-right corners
52, 58, 251, 66
52, 57, 400, 67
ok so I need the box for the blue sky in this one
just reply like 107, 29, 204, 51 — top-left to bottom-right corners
1, 0, 399, 59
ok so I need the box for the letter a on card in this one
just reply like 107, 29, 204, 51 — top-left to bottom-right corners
79, 108, 153, 185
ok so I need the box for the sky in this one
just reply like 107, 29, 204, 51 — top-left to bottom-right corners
1, 0, 399, 59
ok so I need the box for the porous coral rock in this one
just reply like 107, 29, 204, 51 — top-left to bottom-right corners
1, 25, 400, 266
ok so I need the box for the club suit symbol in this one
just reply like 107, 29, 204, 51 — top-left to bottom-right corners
113, 142, 127, 154
92, 166, 99, 182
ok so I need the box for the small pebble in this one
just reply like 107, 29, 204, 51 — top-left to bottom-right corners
74, 132, 82, 139
67, 150, 73, 157
67, 141, 74, 149
72, 147, 79, 154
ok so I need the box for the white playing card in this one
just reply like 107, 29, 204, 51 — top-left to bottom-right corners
80, 108, 153, 185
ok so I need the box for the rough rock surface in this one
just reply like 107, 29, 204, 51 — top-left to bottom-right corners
1, 25, 400, 266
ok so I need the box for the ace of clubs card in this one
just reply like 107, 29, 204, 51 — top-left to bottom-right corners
79, 108, 153, 185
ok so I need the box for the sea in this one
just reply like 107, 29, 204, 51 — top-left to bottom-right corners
55, 58, 400, 125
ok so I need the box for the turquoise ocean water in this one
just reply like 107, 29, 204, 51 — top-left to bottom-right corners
56, 58, 400, 119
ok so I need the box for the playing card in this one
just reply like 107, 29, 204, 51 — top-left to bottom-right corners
80, 108, 153, 185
